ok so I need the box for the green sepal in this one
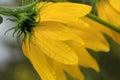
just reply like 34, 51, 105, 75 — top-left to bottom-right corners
0, 16, 3, 24
4, 26, 18, 35
2, 0, 42, 45
16, 29, 23, 44
6, 18, 19, 22
26, 30, 33, 48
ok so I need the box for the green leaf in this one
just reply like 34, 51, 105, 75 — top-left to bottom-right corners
0, 16, 3, 24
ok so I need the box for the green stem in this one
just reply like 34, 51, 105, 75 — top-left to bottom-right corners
0, 0, 40, 16
86, 13, 120, 33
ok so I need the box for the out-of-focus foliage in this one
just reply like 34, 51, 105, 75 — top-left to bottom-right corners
51, 0, 66, 2
0, 58, 40, 80
83, 35, 120, 80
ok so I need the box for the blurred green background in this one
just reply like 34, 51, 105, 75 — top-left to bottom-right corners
0, 0, 120, 80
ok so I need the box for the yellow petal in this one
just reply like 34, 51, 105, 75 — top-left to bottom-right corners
67, 21, 109, 52
82, 16, 120, 45
31, 26, 79, 65
44, 58, 67, 80
22, 42, 29, 58
63, 65, 84, 80
52, 61, 67, 80
65, 41, 99, 72
97, 0, 120, 28
36, 2, 91, 23
96, 1, 109, 22
22, 37, 56, 80
104, 1, 120, 27
95, 24, 120, 45
109, 0, 120, 13
54, 66, 66, 80
36, 2, 53, 9
37, 21, 84, 45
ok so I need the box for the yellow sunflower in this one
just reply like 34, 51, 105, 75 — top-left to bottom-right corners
94, 0, 120, 44
22, 2, 109, 80
97, 0, 120, 28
